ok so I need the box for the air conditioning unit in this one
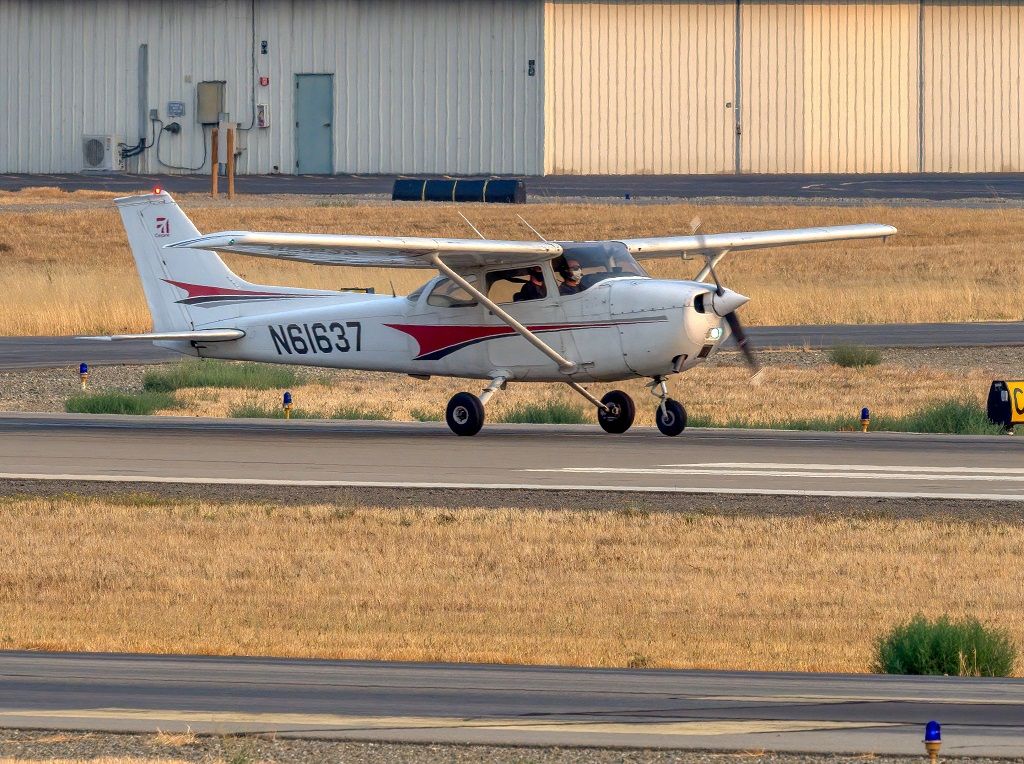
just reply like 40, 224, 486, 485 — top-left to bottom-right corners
81, 134, 125, 172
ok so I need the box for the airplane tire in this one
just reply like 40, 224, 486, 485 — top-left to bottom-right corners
446, 392, 485, 436
598, 390, 635, 434
656, 399, 687, 437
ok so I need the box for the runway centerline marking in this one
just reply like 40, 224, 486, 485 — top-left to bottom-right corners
677, 462, 1024, 475
527, 465, 1024, 483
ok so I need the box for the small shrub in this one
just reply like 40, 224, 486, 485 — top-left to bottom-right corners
144, 361, 297, 392
410, 407, 442, 422
827, 344, 882, 368
496, 401, 590, 424
331, 406, 392, 420
65, 391, 176, 415
874, 615, 1017, 677
627, 653, 653, 669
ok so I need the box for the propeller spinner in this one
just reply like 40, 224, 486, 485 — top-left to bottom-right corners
706, 263, 760, 374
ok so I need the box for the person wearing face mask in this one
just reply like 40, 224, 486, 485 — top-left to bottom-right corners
558, 259, 584, 295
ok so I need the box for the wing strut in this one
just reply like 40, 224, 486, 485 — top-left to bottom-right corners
429, 254, 577, 374
694, 249, 729, 283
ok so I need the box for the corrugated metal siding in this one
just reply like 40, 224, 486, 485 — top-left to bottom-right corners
742, 1, 919, 173
0, 0, 543, 174
543, 0, 736, 175
923, 0, 1024, 172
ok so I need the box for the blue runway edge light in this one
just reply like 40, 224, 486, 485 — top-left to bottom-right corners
925, 720, 941, 741
860, 407, 870, 420
79, 363, 88, 375
283, 391, 293, 406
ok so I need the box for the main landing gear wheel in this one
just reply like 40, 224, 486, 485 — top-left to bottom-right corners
656, 399, 687, 437
598, 390, 636, 434
446, 392, 485, 436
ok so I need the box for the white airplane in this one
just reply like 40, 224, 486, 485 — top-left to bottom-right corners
100, 190, 895, 436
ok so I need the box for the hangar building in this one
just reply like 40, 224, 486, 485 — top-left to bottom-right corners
1, 0, 1022, 176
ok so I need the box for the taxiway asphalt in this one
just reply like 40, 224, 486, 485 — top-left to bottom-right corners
0, 652, 1020, 755
1, 320, 1020, 369
1, 413, 1021, 501
4, 171, 1024, 202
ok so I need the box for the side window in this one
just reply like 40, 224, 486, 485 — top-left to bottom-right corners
426, 277, 478, 308
487, 266, 546, 303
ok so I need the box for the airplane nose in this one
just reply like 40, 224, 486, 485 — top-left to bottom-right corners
709, 288, 749, 317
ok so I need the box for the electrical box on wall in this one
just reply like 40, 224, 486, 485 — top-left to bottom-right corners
256, 104, 270, 128
196, 81, 226, 125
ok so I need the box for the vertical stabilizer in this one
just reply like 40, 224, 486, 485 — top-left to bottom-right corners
116, 191, 339, 331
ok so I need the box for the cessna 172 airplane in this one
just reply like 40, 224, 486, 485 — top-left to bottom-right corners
100, 191, 895, 436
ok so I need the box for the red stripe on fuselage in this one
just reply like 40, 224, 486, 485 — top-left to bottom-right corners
385, 321, 620, 360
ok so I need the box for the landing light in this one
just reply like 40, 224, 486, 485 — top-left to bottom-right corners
706, 327, 723, 342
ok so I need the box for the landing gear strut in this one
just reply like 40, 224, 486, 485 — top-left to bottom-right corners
445, 377, 505, 436
649, 376, 687, 436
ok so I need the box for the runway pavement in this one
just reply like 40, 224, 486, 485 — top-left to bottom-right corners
1, 320, 1020, 369
0, 652, 1020, 755
3, 171, 1024, 201
1, 413, 1021, 501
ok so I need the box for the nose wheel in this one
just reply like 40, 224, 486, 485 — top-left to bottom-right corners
649, 376, 687, 436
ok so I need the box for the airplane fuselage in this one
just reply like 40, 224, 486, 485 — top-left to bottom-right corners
183, 276, 731, 383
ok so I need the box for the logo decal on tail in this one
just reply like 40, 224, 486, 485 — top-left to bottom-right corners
154, 217, 171, 237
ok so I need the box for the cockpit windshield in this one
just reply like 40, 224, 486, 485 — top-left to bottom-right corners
551, 241, 647, 295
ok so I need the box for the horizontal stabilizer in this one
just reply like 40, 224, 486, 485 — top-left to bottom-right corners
80, 329, 246, 342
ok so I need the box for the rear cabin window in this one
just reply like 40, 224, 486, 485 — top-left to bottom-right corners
426, 276, 478, 308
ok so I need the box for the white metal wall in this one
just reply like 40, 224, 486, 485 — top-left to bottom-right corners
741, 1, 919, 173
922, 0, 1024, 172
543, 0, 736, 175
0, 0, 544, 175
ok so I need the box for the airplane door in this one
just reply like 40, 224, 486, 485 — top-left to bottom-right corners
485, 267, 568, 375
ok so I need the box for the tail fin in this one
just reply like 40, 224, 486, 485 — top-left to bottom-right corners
116, 191, 339, 330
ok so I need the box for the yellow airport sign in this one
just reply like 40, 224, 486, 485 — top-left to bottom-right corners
987, 381, 1024, 428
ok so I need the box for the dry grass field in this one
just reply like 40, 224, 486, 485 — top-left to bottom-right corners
1, 495, 1020, 674
1, 188, 1023, 334
160, 359, 994, 427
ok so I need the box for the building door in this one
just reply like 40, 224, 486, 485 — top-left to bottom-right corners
295, 74, 334, 175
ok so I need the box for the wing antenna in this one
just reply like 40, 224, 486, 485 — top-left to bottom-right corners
516, 215, 549, 243
456, 210, 487, 240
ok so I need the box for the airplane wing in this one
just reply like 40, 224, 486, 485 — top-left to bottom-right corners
618, 223, 897, 259
167, 231, 563, 269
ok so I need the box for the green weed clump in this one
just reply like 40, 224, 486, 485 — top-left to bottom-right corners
228, 404, 320, 419
331, 406, 392, 420
495, 402, 590, 425
874, 615, 1017, 677
144, 361, 297, 392
65, 391, 176, 415
871, 399, 1004, 435
827, 344, 883, 368
700, 399, 1001, 435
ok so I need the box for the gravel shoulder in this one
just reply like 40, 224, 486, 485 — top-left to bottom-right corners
2, 346, 1023, 415
2, 730, 1020, 764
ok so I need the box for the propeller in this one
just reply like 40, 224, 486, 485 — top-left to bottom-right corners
706, 262, 760, 375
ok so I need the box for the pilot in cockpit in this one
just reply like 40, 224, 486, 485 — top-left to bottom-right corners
558, 258, 583, 295
513, 266, 546, 301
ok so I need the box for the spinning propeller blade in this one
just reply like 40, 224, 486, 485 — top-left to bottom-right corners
707, 263, 759, 374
